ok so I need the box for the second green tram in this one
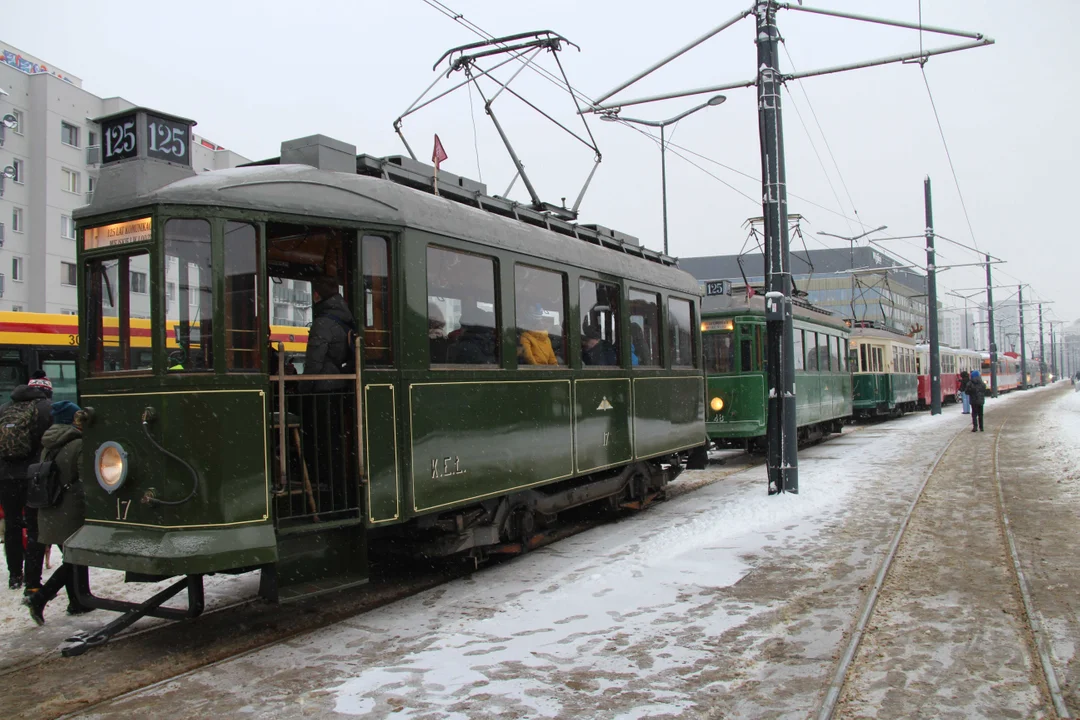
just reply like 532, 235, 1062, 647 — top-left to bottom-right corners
701, 292, 852, 449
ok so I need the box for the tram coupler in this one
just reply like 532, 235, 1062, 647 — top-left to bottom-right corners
61, 574, 205, 657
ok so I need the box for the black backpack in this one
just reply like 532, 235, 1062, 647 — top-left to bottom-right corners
26, 447, 65, 509
0, 401, 37, 460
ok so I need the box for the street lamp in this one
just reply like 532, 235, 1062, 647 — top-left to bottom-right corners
600, 94, 727, 256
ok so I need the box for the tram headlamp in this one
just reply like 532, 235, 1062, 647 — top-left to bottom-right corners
710, 396, 725, 412
95, 441, 129, 494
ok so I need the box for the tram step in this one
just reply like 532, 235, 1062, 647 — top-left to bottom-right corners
260, 522, 368, 603
276, 572, 369, 603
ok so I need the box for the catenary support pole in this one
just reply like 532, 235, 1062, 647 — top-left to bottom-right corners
986, 254, 997, 397
925, 177, 942, 415
1038, 303, 1045, 385
1050, 325, 1056, 381
757, 0, 798, 495
661, 125, 669, 256
1018, 286, 1027, 389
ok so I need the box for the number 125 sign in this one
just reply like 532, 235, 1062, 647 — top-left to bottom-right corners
100, 112, 191, 166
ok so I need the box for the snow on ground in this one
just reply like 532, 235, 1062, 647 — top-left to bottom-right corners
79, 397, 1016, 720
4, 386, 1055, 717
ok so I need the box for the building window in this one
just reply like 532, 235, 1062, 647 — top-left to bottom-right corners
62, 168, 80, 194
12, 207, 23, 233
61, 309, 77, 315
166, 281, 176, 301
60, 215, 75, 239
88, 130, 98, 148
9, 110, 22, 134
61, 261, 77, 286
12, 159, 22, 183
130, 270, 148, 294
12, 257, 22, 282
12, 305, 23, 312
61, 122, 80, 148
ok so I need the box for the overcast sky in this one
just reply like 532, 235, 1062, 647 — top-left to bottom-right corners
7, 1, 1076, 326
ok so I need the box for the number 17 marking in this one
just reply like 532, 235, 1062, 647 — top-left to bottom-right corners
116, 498, 132, 520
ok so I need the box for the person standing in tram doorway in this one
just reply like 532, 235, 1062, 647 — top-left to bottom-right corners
967, 370, 987, 432
302, 277, 355, 393
959, 369, 971, 414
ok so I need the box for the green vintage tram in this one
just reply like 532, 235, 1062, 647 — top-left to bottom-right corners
701, 290, 852, 449
64, 109, 705, 649
849, 322, 919, 418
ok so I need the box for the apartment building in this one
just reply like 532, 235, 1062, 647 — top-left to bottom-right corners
0, 41, 249, 314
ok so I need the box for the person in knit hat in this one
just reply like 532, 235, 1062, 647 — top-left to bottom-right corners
24, 401, 92, 624
28, 371, 53, 400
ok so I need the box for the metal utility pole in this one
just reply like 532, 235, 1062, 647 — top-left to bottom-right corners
985, 254, 997, 397
1050, 324, 1056, 381
1018, 286, 1027, 389
1038, 303, 1045, 385
757, 1, 797, 495
925, 177, 942, 415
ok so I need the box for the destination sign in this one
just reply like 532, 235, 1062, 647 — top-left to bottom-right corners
701, 319, 734, 332
84, 218, 152, 249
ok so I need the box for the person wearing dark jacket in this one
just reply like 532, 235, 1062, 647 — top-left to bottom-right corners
0, 384, 52, 590
959, 369, 971, 414
966, 370, 987, 432
302, 278, 354, 392
24, 401, 91, 624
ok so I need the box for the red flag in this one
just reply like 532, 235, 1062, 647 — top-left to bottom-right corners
432, 134, 448, 169
746, 285, 756, 299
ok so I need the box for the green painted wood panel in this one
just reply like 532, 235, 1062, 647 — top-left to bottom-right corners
574, 378, 632, 473
364, 383, 400, 525
633, 376, 705, 458
409, 380, 574, 512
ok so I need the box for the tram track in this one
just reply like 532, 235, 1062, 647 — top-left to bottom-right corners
817, 389, 1075, 720
10, 450, 771, 719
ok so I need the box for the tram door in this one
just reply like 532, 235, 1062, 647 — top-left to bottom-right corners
265, 223, 362, 528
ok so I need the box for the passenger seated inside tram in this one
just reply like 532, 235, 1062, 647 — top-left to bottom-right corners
581, 325, 617, 366
447, 303, 497, 364
518, 305, 558, 366
429, 302, 449, 364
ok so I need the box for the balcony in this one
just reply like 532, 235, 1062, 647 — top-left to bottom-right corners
86, 145, 101, 165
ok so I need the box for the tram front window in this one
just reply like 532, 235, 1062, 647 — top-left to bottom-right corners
86, 253, 153, 374
165, 219, 214, 372
703, 332, 735, 373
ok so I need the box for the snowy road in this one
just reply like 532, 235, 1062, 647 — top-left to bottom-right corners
66, 390, 1073, 719
2, 385, 1072, 719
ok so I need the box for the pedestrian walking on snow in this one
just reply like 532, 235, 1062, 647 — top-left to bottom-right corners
959, 369, 971, 414
966, 370, 987, 432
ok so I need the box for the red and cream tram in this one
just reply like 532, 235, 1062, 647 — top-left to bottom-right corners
915, 345, 982, 407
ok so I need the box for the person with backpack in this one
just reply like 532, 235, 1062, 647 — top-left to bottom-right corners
302, 277, 355, 392
0, 383, 53, 591
966, 370, 987, 432
24, 401, 92, 624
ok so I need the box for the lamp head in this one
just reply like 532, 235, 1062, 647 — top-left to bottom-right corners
598, 112, 620, 123
706, 94, 727, 107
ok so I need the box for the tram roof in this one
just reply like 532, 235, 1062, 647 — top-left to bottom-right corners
701, 292, 848, 331
849, 325, 917, 344
76, 164, 700, 295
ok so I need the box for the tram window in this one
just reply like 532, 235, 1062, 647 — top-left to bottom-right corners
793, 330, 804, 370
628, 289, 660, 367
874, 346, 884, 373
514, 265, 566, 366
165, 219, 214, 372
363, 236, 393, 366
668, 297, 694, 368
740, 337, 752, 372
891, 346, 898, 373
579, 279, 620, 367
224, 222, 259, 371
428, 246, 498, 366
859, 344, 867, 372
42, 360, 76, 402
754, 325, 765, 370
87, 253, 152, 374
703, 332, 735, 373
